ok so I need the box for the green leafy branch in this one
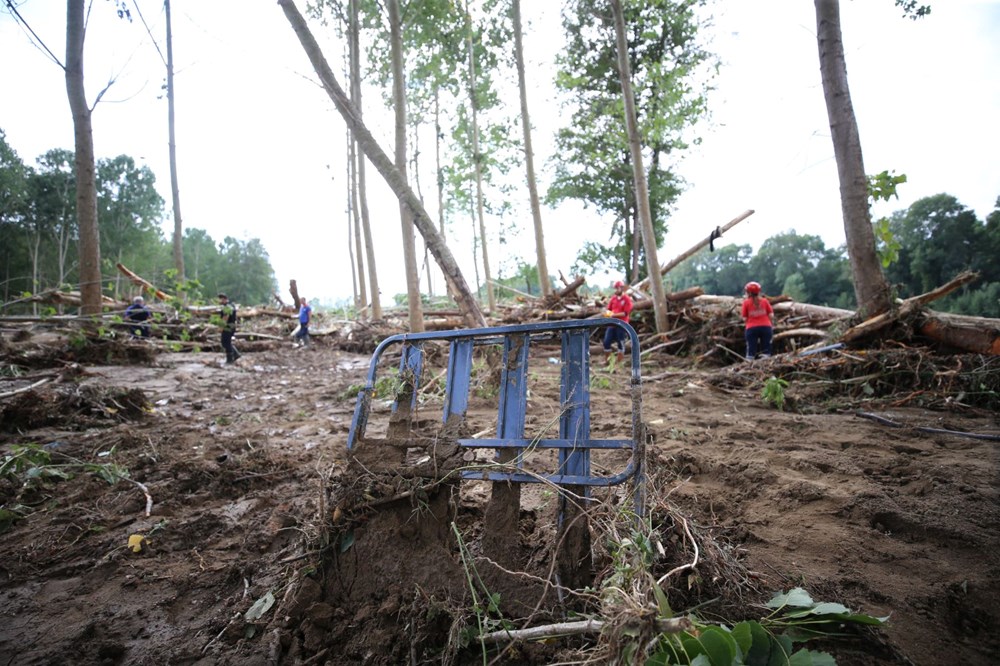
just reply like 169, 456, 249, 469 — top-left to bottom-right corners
1, 443, 139, 531
761, 376, 790, 411
867, 170, 907, 267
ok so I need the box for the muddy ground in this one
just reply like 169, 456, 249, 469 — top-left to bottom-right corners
0, 330, 997, 665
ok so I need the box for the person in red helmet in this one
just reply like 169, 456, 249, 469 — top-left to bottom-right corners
740, 281, 774, 360
602, 280, 633, 363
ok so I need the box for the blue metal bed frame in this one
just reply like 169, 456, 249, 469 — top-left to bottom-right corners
346, 319, 644, 510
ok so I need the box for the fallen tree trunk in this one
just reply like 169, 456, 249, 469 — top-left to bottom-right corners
424, 317, 466, 331
9, 289, 119, 309
665, 286, 704, 302
633, 209, 755, 292
549, 276, 585, 302
774, 327, 828, 341
632, 287, 706, 311
918, 312, 1000, 355
842, 271, 980, 343
116, 262, 171, 301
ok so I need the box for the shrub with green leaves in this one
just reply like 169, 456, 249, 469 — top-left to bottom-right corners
761, 376, 790, 411
1, 444, 133, 534
647, 588, 887, 665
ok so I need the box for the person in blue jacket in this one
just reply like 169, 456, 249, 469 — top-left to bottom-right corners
294, 297, 312, 347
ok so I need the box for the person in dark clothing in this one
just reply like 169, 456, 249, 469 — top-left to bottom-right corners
124, 296, 152, 338
218, 293, 241, 364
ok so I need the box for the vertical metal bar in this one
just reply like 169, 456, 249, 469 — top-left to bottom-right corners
442, 338, 474, 424
346, 389, 370, 451
482, 332, 530, 567
557, 327, 593, 588
391, 340, 424, 414
559, 328, 591, 490
496, 334, 530, 452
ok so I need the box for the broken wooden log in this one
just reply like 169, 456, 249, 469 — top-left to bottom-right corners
842, 271, 980, 343
773, 328, 828, 342
633, 209, 755, 292
918, 312, 1000, 355
632, 287, 706, 311
116, 262, 171, 301
7, 289, 119, 309
551, 276, 585, 302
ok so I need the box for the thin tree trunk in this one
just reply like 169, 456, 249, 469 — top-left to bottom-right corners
349, 127, 367, 313
512, 0, 550, 298
610, 0, 668, 333
30, 230, 40, 316
410, 113, 432, 299
56, 182, 73, 302
434, 89, 454, 303
465, 0, 495, 313
346, 126, 360, 310
470, 190, 481, 298
279, 0, 486, 328
66, 0, 102, 316
629, 212, 639, 284
814, 0, 891, 317
165, 0, 185, 284
350, 0, 381, 320
388, 0, 424, 332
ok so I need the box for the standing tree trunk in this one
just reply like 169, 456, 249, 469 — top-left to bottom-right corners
815, 0, 891, 317
434, 89, 453, 303
349, 127, 367, 313
65, 0, 102, 316
512, 0, 550, 298
165, 0, 185, 285
610, 0, 668, 333
279, 0, 486, 328
388, 0, 424, 332
350, 0, 381, 320
465, 0, 495, 314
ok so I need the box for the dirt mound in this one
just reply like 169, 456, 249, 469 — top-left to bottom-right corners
0, 337, 997, 665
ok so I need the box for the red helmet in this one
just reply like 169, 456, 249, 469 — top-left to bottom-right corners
745, 281, 761, 295
614, 280, 626, 289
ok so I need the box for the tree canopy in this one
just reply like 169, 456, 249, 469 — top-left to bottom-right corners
549, 0, 714, 283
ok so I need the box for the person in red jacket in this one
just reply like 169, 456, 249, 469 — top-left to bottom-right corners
740, 281, 774, 360
602, 280, 633, 363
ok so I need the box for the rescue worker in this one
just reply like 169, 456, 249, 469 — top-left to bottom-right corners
218, 293, 241, 364
740, 281, 774, 360
602, 280, 633, 363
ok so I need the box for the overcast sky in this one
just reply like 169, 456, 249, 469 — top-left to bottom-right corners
1, 1, 998, 306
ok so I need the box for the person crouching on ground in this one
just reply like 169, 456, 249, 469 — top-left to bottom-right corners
741, 281, 774, 360
125, 296, 152, 338
294, 297, 312, 347
218, 293, 241, 364
602, 280, 633, 363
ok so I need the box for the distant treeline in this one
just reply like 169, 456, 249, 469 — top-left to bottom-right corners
0, 129, 277, 306
666, 193, 1000, 317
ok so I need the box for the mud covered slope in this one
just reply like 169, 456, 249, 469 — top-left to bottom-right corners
0, 338, 998, 665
